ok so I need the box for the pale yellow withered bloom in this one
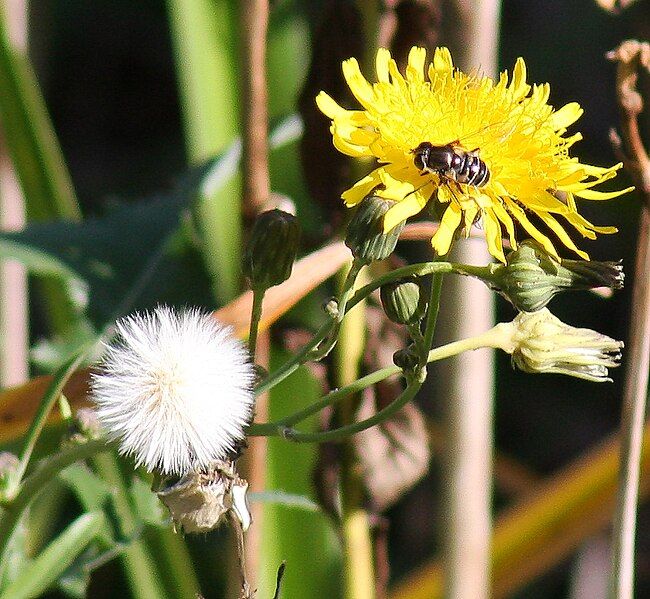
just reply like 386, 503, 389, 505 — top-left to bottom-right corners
492, 308, 623, 382
317, 47, 633, 262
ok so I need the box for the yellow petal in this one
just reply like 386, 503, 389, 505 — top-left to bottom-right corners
536, 211, 590, 259
341, 170, 382, 206
316, 92, 347, 118
433, 47, 453, 72
509, 58, 530, 98
563, 211, 618, 235
482, 209, 506, 263
332, 134, 373, 157
383, 193, 427, 232
549, 102, 583, 130
504, 198, 560, 259
462, 204, 479, 232
491, 199, 517, 249
406, 47, 427, 82
574, 186, 635, 200
376, 48, 391, 83
342, 58, 375, 107
432, 202, 462, 256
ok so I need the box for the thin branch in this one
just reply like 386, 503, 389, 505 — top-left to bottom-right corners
240, 0, 270, 217
606, 39, 650, 599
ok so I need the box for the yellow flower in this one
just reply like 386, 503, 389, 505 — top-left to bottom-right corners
316, 47, 633, 262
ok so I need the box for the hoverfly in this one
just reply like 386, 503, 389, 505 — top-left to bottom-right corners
411, 141, 490, 188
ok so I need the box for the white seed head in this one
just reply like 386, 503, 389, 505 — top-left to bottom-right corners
91, 306, 255, 475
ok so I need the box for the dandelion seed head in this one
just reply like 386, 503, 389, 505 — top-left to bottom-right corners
91, 306, 255, 476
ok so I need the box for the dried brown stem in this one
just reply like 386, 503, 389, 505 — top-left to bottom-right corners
606, 39, 650, 599
238, 0, 271, 591
240, 0, 270, 218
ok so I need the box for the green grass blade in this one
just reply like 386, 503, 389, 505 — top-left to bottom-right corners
0, 11, 80, 222
0, 512, 104, 599
259, 347, 343, 598
167, 0, 243, 303
166, 0, 240, 162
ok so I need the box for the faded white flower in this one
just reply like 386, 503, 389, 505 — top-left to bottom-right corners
156, 459, 251, 534
491, 308, 623, 382
91, 306, 255, 475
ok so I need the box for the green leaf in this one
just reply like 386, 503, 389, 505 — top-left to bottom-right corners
166, 0, 240, 163
0, 512, 104, 599
129, 476, 166, 528
0, 11, 80, 222
0, 192, 213, 326
250, 490, 321, 512
0, 512, 29, 592
258, 347, 342, 598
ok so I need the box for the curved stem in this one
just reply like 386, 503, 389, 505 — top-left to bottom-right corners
7, 350, 86, 497
281, 379, 422, 443
254, 259, 492, 397
249, 328, 505, 441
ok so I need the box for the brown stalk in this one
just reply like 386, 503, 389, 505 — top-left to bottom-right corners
240, 0, 270, 218
236, 1, 271, 593
0, 0, 28, 388
606, 39, 650, 599
431, 2, 501, 598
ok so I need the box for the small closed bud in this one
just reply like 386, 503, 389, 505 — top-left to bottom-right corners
393, 346, 420, 372
490, 240, 624, 312
345, 195, 405, 264
243, 209, 300, 291
380, 278, 427, 325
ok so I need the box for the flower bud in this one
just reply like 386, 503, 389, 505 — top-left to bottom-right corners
0, 452, 19, 497
380, 278, 427, 325
393, 346, 421, 372
243, 209, 300, 291
345, 195, 404, 264
490, 240, 624, 312
496, 308, 623, 382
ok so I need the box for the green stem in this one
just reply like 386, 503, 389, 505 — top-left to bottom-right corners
248, 287, 265, 361
251, 365, 400, 433
250, 329, 506, 441
0, 439, 109, 562
282, 379, 422, 443
7, 350, 89, 498
254, 260, 492, 397
254, 320, 332, 396
422, 270, 445, 363
254, 258, 364, 395
92, 452, 167, 599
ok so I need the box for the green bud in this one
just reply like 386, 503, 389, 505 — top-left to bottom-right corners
345, 195, 404, 264
490, 240, 624, 312
393, 346, 421, 372
243, 209, 300, 291
380, 278, 427, 325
